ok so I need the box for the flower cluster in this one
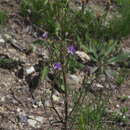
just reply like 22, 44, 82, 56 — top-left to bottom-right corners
53, 45, 76, 70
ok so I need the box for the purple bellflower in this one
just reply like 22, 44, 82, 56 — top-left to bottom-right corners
53, 62, 62, 70
67, 45, 76, 55
42, 31, 48, 39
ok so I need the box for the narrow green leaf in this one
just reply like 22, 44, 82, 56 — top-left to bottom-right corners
41, 66, 49, 81
103, 41, 117, 58
107, 53, 130, 64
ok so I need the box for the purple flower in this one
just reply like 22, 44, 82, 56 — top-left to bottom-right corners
67, 45, 76, 55
42, 31, 48, 39
53, 62, 62, 70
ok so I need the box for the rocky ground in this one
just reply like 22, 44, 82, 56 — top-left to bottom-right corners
0, 0, 130, 130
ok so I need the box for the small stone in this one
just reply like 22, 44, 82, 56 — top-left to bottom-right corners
28, 119, 37, 127
67, 73, 84, 84
27, 115, 43, 128
26, 66, 35, 75
1, 96, 5, 102
119, 112, 123, 116
52, 95, 60, 102
17, 108, 21, 112
66, 73, 84, 90
116, 104, 120, 108
68, 108, 72, 112
35, 116, 44, 123
5, 0, 10, 2
0, 39, 5, 43
123, 115, 126, 119
96, 83, 104, 88
32, 104, 38, 108
76, 51, 90, 62
12, 39, 17, 44
41, 49, 49, 59
127, 96, 130, 99
4, 34, 12, 41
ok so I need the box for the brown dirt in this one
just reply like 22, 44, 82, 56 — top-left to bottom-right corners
0, 0, 130, 130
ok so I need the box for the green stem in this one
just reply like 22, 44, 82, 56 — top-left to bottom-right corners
62, 65, 68, 130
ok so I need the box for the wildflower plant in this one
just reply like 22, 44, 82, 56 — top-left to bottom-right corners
21, 0, 130, 129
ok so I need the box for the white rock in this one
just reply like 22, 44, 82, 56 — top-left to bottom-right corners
27, 115, 44, 128
116, 104, 120, 108
1, 96, 5, 102
0, 39, 5, 43
28, 119, 37, 127
66, 73, 84, 90
67, 74, 81, 85
119, 112, 123, 116
123, 115, 126, 119
52, 95, 60, 102
26, 66, 35, 75
42, 49, 49, 59
76, 51, 90, 62
35, 116, 44, 123
12, 39, 17, 44
32, 104, 38, 108
17, 108, 21, 112
68, 108, 72, 112
4, 34, 12, 40
96, 83, 104, 88
5, 0, 10, 2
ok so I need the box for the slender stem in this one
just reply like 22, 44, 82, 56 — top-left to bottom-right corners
69, 74, 87, 129
62, 66, 68, 130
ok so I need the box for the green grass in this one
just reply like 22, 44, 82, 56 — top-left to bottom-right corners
0, 10, 8, 25
77, 102, 107, 130
20, 0, 130, 40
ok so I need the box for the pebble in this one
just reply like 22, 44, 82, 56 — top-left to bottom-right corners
116, 104, 120, 108
75, 51, 90, 62
4, 34, 12, 41
12, 39, 17, 44
26, 66, 35, 75
1, 96, 5, 102
27, 115, 44, 128
32, 104, 38, 108
0, 39, 5, 43
96, 83, 104, 88
67, 74, 82, 85
52, 95, 60, 102
28, 115, 44, 123
123, 115, 126, 119
35, 116, 44, 123
17, 108, 21, 112
28, 119, 37, 127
